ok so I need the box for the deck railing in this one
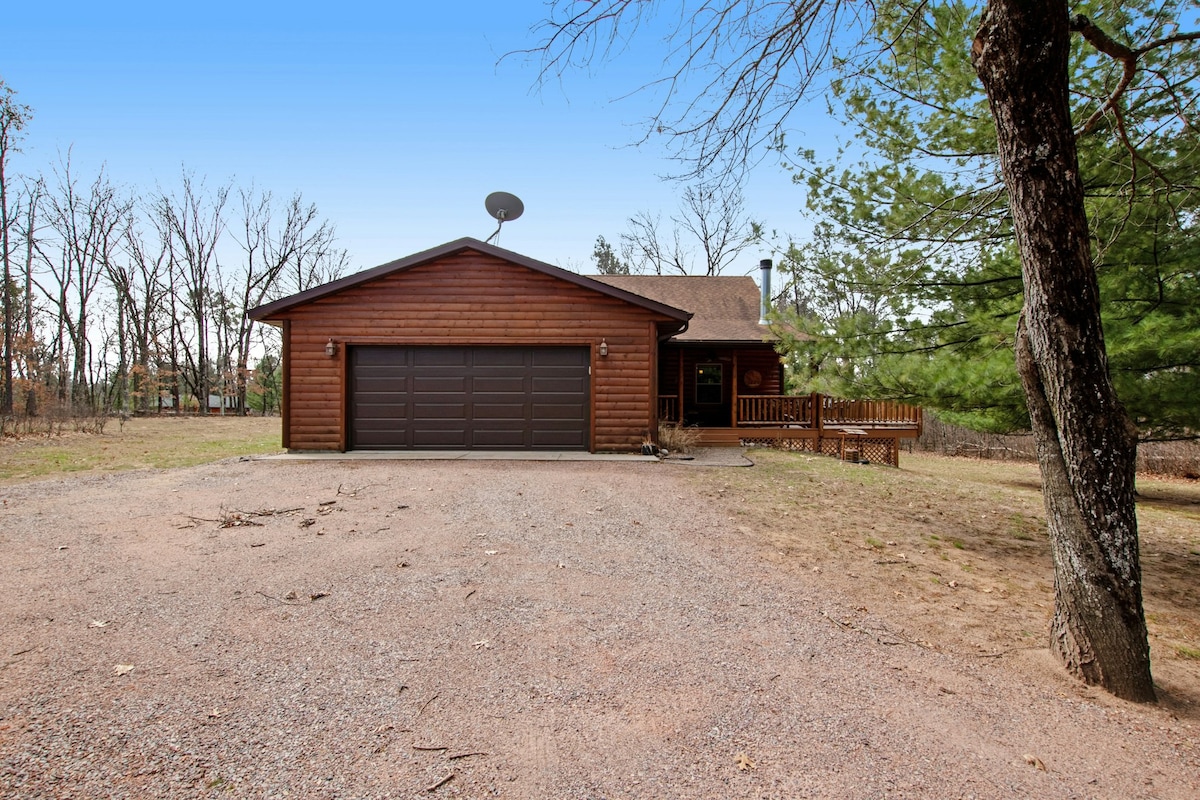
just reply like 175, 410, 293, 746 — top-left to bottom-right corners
820, 396, 923, 428
657, 391, 922, 431
737, 394, 813, 426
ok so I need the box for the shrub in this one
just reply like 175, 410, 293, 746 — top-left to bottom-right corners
658, 423, 702, 454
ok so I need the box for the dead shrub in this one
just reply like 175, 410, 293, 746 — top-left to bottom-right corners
658, 423, 702, 454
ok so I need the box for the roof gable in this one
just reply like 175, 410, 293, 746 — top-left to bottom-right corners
248, 238, 693, 324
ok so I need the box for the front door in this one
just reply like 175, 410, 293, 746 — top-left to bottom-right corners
691, 362, 729, 426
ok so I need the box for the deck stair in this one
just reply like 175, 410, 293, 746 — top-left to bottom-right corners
695, 428, 744, 447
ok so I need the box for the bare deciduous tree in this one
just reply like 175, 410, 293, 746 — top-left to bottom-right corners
157, 173, 229, 411
110, 211, 171, 413
0, 73, 348, 423
18, 178, 43, 417
34, 156, 131, 412
621, 209, 687, 275
0, 80, 32, 416
522, 1, 867, 180
621, 179, 760, 275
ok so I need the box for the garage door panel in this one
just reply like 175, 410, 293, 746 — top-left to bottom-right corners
356, 425, 409, 437
472, 376, 527, 393
413, 376, 467, 393
355, 402, 409, 416
471, 430, 528, 447
356, 348, 406, 366
413, 348, 469, 367
351, 346, 589, 450
412, 428, 468, 447
355, 383, 406, 394
413, 403, 469, 419
474, 349, 528, 367
473, 403, 526, 420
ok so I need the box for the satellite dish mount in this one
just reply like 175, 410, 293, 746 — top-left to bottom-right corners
484, 192, 524, 244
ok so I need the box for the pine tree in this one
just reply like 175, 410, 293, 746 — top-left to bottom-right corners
591, 235, 630, 275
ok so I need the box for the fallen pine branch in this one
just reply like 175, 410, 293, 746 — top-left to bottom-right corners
821, 610, 933, 650
416, 692, 440, 717
234, 507, 304, 517
425, 774, 454, 792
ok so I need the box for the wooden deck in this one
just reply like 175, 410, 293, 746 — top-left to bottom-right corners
661, 393, 922, 467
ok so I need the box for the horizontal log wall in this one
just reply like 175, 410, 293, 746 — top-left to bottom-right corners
275, 253, 675, 452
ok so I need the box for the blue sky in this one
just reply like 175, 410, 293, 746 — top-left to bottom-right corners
4, 2, 832, 275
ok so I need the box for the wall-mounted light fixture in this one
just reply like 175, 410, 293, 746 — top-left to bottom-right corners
599, 338, 609, 357
325, 338, 338, 358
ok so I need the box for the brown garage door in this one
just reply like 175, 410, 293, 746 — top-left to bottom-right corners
350, 346, 590, 450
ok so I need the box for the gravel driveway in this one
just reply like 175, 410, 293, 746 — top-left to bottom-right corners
1, 458, 1195, 798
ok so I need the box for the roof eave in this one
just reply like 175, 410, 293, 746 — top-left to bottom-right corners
669, 337, 780, 346
248, 237, 693, 324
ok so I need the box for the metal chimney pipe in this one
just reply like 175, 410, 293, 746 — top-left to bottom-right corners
758, 258, 773, 324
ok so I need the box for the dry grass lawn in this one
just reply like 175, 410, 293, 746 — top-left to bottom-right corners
701, 449, 1200, 712
0, 415, 283, 484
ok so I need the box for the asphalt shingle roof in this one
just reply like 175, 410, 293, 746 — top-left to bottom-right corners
590, 275, 776, 343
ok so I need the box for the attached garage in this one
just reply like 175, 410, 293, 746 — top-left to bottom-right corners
248, 238, 691, 453
350, 345, 590, 450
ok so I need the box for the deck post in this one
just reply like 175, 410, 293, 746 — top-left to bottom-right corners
813, 392, 823, 431
677, 349, 684, 426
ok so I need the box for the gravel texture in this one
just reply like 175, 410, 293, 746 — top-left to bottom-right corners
0, 458, 1196, 798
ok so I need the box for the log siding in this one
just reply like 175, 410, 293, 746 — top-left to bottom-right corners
269, 253, 677, 452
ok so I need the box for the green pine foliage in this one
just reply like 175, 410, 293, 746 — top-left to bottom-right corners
776, 0, 1200, 439
592, 235, 631, 275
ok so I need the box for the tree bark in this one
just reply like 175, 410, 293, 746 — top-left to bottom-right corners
973, 1, 1154, 701
0, 109, 15, 416
21, 181, 39, 417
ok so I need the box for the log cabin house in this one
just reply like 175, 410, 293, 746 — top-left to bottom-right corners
248, 237, 921, 464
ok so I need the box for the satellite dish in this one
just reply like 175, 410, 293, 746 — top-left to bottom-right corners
485, 192, 524, 222
484, 192, 524, 243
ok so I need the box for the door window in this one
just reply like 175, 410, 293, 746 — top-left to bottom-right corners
696, 363, 723, 405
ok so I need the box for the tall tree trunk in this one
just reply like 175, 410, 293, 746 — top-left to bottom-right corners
973, 1, 1154, 701
72, 314, 88, 410
22, 182, 38, 417
115, 300, 128, 414
1, 160, 12, 416
0, 85, 26, 417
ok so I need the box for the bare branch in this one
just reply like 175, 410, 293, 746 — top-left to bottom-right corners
1070, 14, 1200, 138
521, 1, 873, 178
